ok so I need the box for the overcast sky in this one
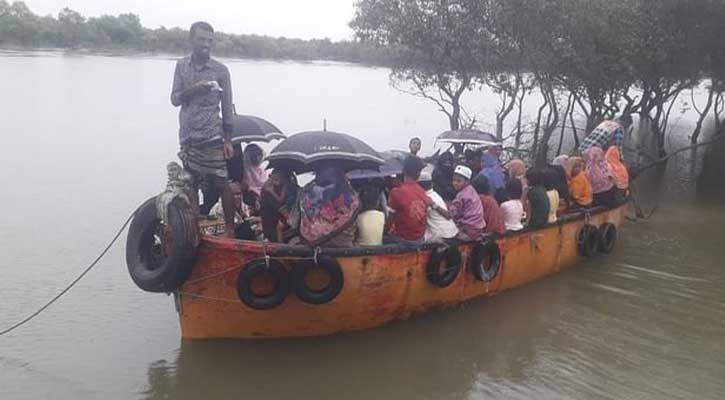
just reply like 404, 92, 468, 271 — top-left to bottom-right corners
23, 0, 357, 40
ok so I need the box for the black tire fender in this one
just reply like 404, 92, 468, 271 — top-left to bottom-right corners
577, 224, 600, 258
598, 223, 618, 254
291, 255, 344, 305
126, 197, 198, 293
426, 245, 462, 288
470, 240, 502, 282
237, 259, 291, 310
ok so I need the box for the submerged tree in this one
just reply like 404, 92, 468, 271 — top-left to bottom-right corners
351, 0, 493, 130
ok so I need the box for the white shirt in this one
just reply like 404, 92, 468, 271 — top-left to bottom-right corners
356, 210, 385, 246
501, 199, 524, 231
546, 190, 560, 224
425, 189, 459, 241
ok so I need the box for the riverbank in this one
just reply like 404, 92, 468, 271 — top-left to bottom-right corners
0, 44, 392, 67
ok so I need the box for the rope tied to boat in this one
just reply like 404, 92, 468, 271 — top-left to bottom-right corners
0, 211, 136, 337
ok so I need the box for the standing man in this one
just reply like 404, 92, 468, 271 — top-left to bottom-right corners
579, 114, 633, 157
171, 21, 236, 238
409, 137, 422, 157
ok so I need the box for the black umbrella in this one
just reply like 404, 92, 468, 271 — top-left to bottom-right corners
198, 114, 285, 145
231, 115, 285, 143
267, 131, 385, 173
436, 129, 500, 146
347, 150, 407, 180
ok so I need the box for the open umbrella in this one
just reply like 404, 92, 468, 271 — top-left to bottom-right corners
436, 129, 500, 147
198, 114, 285, 146
267, 131, 385, 173
347, 150, 407, 180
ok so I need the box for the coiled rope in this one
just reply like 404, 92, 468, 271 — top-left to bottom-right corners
0, 211, 135, 336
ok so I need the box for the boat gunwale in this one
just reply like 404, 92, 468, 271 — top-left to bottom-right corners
198, 204, 625, 258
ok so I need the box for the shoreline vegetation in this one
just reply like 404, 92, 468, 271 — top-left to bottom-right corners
348, 0, 725, 171
3, 0, 724, 178
0, 1, 399, 66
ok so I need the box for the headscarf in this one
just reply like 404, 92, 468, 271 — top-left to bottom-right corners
507, 159, 526, 179
243, 144, 268, 195
584, 147, 615, 194
552, 155, 569, 168
566, 157, 593, 207
565, 156, 584, 178
299, 166, 360, 246
480, 153, 506, 191
506, 159, 528, 200
605, 146, 629, 189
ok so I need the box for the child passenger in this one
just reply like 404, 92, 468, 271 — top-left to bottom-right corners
355, 187, 385, 246
448, 165, 485, 241
472, 175, 506, 235
501, 179, 525, 231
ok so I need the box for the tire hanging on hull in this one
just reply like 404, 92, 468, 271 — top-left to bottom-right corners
291, 255, 344, 305
469, 240, 501, 282
598, 223, 618, 254
577, 224, 600, 258
126, 197, 198, 293
426, 245, 463, 288
237, 259, 291, 310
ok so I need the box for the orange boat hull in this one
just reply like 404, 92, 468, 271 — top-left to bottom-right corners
177, 206, 627, 339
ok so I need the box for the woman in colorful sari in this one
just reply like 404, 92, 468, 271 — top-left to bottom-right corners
299, 164, 361, 248
584, 146, 616, 208
566, 157, 593, 208
605, 146, 630, 204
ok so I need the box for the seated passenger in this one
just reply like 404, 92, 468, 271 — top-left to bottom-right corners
566, 157, 593, 208
605, 146, 630, 203
355, 187, 385, 246
241, 144, 268, 211
387, 156, 430, 244
449, 165, 486, 241
472, 175, 506, 235
584, 147, 617, 208
418, 167, 459, 242
541, 168, 561, 223
506, 159, 528, 201
212, 182, 245, 224
543, 163, 571, 207
525, 169, 550, 229
501, 179, 525, 231
260, 168, 292, 243
432, 152, 457, 202
299, 164, 360, 248
479, 150, 507, 203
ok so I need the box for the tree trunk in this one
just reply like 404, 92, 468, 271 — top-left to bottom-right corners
691, 85, 715, 144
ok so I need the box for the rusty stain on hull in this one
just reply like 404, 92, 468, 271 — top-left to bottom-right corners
178, 206, 627, 339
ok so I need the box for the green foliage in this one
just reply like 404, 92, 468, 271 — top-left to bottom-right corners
352, 0, 725, 159
0, 1, 397, 64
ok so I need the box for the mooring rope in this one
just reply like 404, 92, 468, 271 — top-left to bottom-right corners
0, 211, 136, 337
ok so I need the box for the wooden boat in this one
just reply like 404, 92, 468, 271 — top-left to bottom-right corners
164, 204, 626, 340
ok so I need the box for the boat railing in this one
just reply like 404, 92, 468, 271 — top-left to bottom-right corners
200, 202, 627, 257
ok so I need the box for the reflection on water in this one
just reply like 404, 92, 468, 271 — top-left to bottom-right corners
1, 52, 724, 400
139, 203, 725, 400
